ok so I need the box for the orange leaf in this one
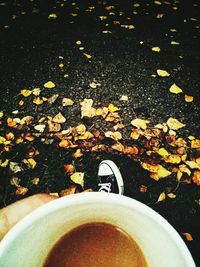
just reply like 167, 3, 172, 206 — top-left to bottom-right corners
182, 233, 193, 241
64, 164, 75, 174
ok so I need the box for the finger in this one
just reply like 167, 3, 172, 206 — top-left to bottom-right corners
0, 194, 58, 240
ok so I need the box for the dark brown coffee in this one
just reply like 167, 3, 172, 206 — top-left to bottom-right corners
43, 222, 148, 267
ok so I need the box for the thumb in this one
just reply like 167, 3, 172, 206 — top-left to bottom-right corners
0, 194, 58, 240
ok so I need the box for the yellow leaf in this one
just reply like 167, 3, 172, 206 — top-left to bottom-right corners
48, 13, 57, 19
164, 154, 182, 164
131, 118, 150, 130
32, 88, 41, 96
108, 103, 119, 113
59, 139, 71, 148
105, 131, 122, 141
167, 193, 176, 199
179, 164, 191, 176
154, 1, 162, 5
83, 53, 92, 59
34, 124, 46, 132
169, 83, 183, 94
0, 111, 4, 119
20, 89, 32, 97
27, 158, 37, 169
7, 118, 16, 128
166, 117, 185, 130
191, 139, 200, 149
185, 95, 194, 103
76, 124, 86, 134
33, 97, 43, 105
70, 172, 84, 187
31, 177, 40, 185
185, 161, 200, 170
89, 81, 97, 89
44, 81, 56, 89
152, 46, 161, 52
0, 159, 9, 167
59, 63, 64, 68
156, 69, 170, 77
157, 165, 172, 178
73, 149, 83, 158
62, 98, 74, 106
52, 112, 66, 123
80, 99, 96, 118
120, 95, 128, 101
76, 40, 82, 45
158, 148, 169, 157
157, 192, 166, 202
141, 162, 159, 173
111, 142, 124, 152
171, 41, 180, 45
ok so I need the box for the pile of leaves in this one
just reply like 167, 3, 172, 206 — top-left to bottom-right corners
0, 82, 200, 206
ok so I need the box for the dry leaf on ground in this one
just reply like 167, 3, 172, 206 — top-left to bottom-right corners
169, 83, 183, 94
131, 118, 150, 130
70, 172, 84, 187
166, 117, 185, 130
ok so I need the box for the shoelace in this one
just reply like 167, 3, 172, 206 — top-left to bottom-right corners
98, 182, 111, 192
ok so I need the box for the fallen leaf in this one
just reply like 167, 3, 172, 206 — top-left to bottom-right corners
7, 118, 16, 127
158, 147, 170, 157
76, 40, 82, 45
185, 95, 194, 103
0, 111, 4, 119
48, 94, 59, 104
108, 103, 119, 113
185, 161, 200, 169
52, 112, 66, 123
33, 97, 43, 105
0, 159, 9, 167
10, 162, 23, 173
167, 193, 176, 199
20, 116, 34, 125
73, 149, 83, 158
192, 170, 200, 186
120, 95, 128, 101
64, 164, 75, 174
105, 112, 120, 122
44, 81, 56, 88
154, 1, 162, 5
130, 129, 143, 140
164, 154, 182, 164
166, 117, 185, 130
16, 187, 28, 195
156, 69, 170, 77
171, 41, 180, 45
169, 83, 183, 94
60, 185, 77, 196
157, 192, 166, 202
191, 139, 200, 149
152, 46, 161, 52
111, 142, 124, 152
34, 124, 46, 133
80, 99, 96, 118
182, 233, 193, 241
62, 98, 74, 106
113, 123, 125, 131
26, 158, 37, 169
48, 120, 61, 132
70, 172, 84, 187
31, 177, 40, 185
124, 146, 139, 155
10, 177, 21, 187
32, 88, 41, 96
105, 131, 122, 141
83, 53, 92, 59
75, 124, 86, 134
157, 165, 172, 179
48, 13, 57, 19
89, 81, 97, 89
131, 118, 150, 130
20, 89, 32, 97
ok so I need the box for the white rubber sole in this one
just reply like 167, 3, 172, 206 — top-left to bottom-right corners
98, 160, 124, 195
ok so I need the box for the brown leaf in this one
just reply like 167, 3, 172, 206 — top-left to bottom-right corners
64, 164, 75, 174
48, 120, 61, 132
60, 185, 77, 196
16, 186, 28, 195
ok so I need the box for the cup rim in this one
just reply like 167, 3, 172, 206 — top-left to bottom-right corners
0, 192, 196, 266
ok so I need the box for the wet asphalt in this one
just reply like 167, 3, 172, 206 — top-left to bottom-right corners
0, 0, 200, 265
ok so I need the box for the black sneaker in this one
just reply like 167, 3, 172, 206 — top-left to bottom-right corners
97, 160, 124, 195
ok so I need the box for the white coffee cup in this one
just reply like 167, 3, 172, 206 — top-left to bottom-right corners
0, 192, 196, 267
